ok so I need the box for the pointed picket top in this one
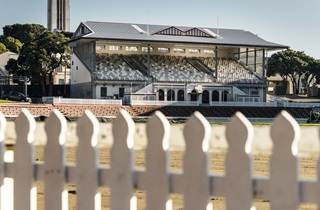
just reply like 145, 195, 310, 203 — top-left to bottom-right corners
225, 112, 254, 210
184, 111, 211, 152
145, 111, 171, 210
183, 111, 212, 210
45, 109, 67, 146
0, 111, 6, 142
110, 109, 136, 210
0, 111, 6, 189
14, 108, 37, 210
146, 111, 170, 151
226, 112, 253, 154
317, 128, 320, 208
271, 110, 300, 156
15, 108, 36, 143
44, 109, 68, 210
77, 110, 100, 147
112, 109, 135, 149
76, 110, 101, 210
270, 110, 300, 209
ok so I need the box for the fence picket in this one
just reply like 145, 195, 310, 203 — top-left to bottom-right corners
225, 112, 254, 210
145, 111, 172, 210
76, 110, 101, 210
270, 111, 300, 210
0, 108, 320, 209
317, 131, 320, 208
14, 109, 37, 210
0, 112, 6, 210
44, 110, 68, 210
110, 109, 136, 210
183, 111, 212, 210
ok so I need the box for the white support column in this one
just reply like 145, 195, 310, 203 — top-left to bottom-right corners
164, 88, 167, 101
175, 89, 178, 101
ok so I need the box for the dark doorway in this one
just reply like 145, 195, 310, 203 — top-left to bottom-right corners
191, 89, 198, 101
202, 90, 209, 104
158, 89, 164, 101
212, 90, 219, 101
178, 89, 184, 101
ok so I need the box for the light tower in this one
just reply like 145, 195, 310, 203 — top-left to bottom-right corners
47, 0, 70, 32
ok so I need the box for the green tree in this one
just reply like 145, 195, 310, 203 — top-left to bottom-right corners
9, 30, 71, 96
0, 42, 7, 54
2, 24, 46, 44
303, 58, 320, 87
267, 49, 309, 94
1, 36, 22, 53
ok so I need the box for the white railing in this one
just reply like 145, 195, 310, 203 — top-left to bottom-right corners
53, 98, 122, 105
1, 109, 320, 209
210, 101, 278, 107
131, 100, 200, 106
283, 101, 319, 108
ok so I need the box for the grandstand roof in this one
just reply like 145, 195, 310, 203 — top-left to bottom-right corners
70, 21, 288, 49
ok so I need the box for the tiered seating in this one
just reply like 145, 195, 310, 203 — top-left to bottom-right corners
95, 54, 148, 81
139, 55, 213, 83
216, 58, 262, 84
0, 105, 54, 117
54, 104, 122, 117
95, 54, 264, 84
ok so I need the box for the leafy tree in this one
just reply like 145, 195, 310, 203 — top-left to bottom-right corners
303, 58, 320, 87
7, 30, 71, 96
1, 36, 22, 53
0, 42, 7, 54
267, 49, 309, 94
2, 24, 46, 44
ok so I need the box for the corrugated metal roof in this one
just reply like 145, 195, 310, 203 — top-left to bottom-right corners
70, 21, 288, 49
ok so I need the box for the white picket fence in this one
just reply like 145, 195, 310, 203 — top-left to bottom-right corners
0, 108, 319, 209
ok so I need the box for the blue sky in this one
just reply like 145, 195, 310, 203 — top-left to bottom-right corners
0, 0, 319, 58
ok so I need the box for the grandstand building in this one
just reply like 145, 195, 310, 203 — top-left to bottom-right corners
68, 21, 287, 105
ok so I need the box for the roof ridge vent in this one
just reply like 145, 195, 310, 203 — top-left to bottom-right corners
131, 24, 146, 34
203, 28, 221, 38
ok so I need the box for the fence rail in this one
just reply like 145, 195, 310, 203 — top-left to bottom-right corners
0, 109, 320, 209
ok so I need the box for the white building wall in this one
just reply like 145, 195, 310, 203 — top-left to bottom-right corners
71, 53, 91, 84
0, 51, 18, 70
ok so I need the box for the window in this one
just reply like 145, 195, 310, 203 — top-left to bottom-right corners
96, 45, 106, 50
204, 49, 215, 54
158, 89, 164, 101
125, 46, 138, 51
202, 90, 209, 104
59, 79, 64, 84
251, 90, 259, 95
76, 66, 78, 70
189, 49, 200, 54
178, 90, 184, 101
174, 48, 185, 53
109, 46, 122, 51
167, 89, 175, 101
158, 47, 170, 53
101, 87, 107, 98
142, 47, 154, 52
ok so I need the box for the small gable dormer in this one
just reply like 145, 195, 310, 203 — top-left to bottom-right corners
72, 23, 93, 39
184, 28, 211, 37
154, 26, 184, 36
153, 26, 220, 38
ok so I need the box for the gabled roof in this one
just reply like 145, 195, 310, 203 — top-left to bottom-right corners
70, 21, 288, 49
